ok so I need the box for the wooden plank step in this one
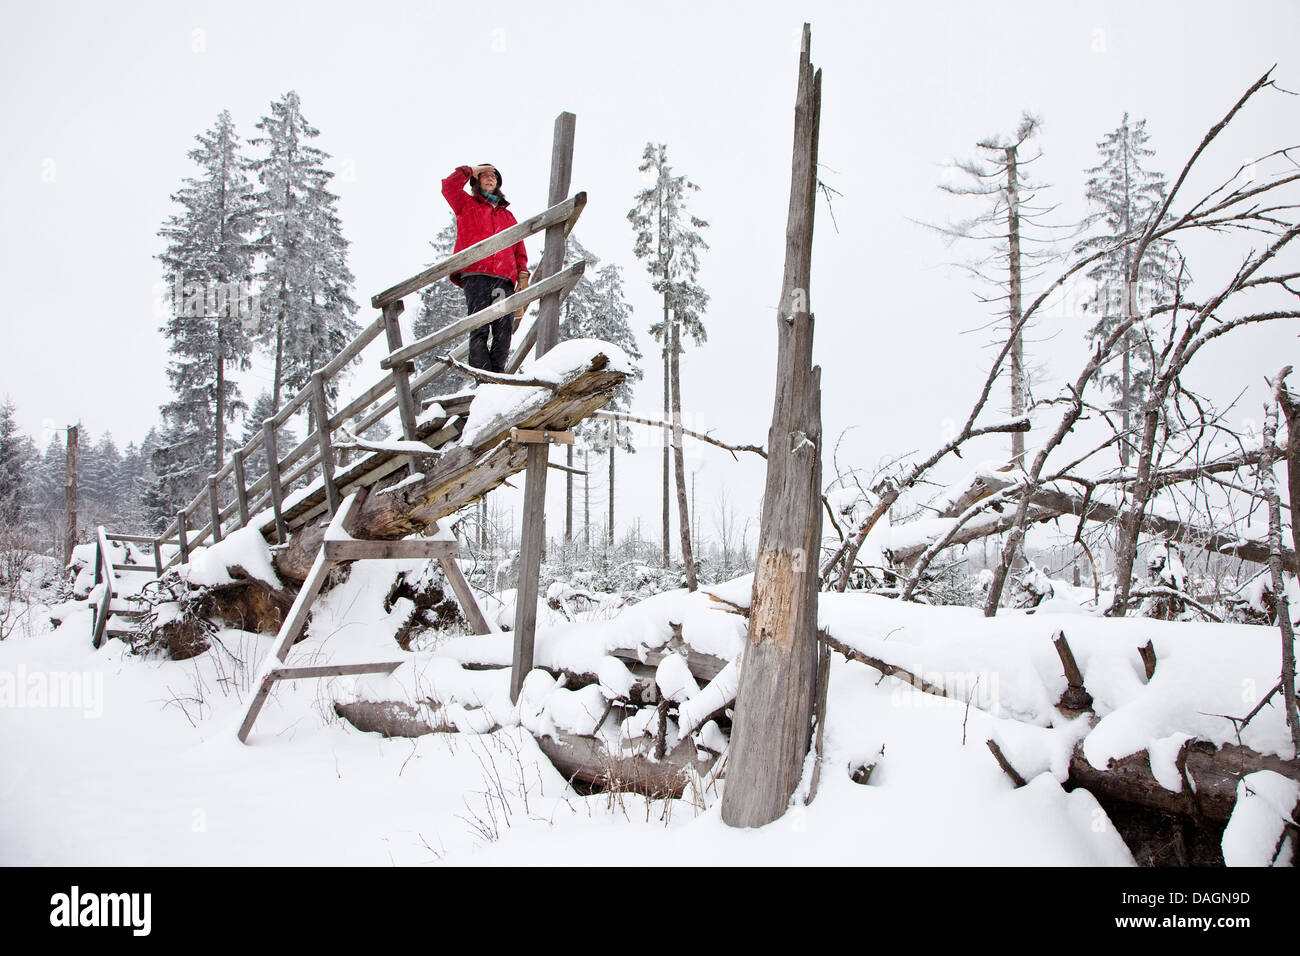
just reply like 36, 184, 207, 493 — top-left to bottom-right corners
108, 608, 148, 619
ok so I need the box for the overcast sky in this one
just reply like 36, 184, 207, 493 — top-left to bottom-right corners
2, 0, 1297, 550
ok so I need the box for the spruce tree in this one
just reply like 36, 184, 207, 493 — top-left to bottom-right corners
83, 432, 125, 525
627, 143, 708, 586
116, 437, 157, 532
930, 114, 1068, 468
240, 390, 298, 483
1073, 114, 1182, 465
0, 399, 35, 527
145, 420, 204, 527
249, 90, 360, 422
157, 109, 258, 481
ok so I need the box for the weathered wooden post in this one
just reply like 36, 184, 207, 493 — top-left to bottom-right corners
510, 111, 576, 702
175, 508, 189, 564
233, 450, 251, 527
207, 475, 223, 543
262, 419, 288, 543
721, 23, 824, 828
310, 370, 341, 515
63, 424, 78, 565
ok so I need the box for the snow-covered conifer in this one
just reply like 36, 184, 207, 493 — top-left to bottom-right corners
628, 142, 708, 581
157, 109, 258, 482
249, 91, 360, 423
1073, 114, 1183, 464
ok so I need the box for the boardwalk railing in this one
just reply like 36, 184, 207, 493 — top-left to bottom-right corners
122, 190, 588, 573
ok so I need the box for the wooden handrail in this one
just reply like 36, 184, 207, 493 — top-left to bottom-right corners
381, 261, 586, 371
91, 526, 114, 649
153, 190, 586, 567
371, 191, 586, 309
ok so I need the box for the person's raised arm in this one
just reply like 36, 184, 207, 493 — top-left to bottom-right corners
441, 165, 473, 214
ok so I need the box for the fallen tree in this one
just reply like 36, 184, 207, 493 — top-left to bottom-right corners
890, 466, 1297, 573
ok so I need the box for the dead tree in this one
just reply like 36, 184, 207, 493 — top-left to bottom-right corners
924, 114, 1070, 470
983, 70, 1300, 615
1261, 367, 1300, 753
722, 24, 823, 829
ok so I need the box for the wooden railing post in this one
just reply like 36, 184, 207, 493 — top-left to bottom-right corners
176, 509, 190, 564
510, 112, 576, 702
382, 300, 420, 443
535, 112, 576, 358
232, 450, 250, 528
153, 539, 163, 576
207, 476, 223, 543
262, 419, 289, 544
311, 371, 341, 515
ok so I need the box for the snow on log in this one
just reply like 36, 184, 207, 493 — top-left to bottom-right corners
1221, 770, 1300, 866
1065, 739, 1300, 822
534, 731, 716, 799
275, 345, 628, 582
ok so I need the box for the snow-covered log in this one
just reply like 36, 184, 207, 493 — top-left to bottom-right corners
535, 730, 715, 799
275, 347, 628, 582
1065, 740, 1300, 823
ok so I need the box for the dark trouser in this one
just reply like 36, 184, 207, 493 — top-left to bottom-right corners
462, 274, 516, 373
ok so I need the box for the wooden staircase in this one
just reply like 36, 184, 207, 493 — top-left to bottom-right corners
87, 111, 603, 740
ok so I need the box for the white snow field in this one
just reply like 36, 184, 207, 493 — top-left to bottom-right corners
1, 536, 1294, 866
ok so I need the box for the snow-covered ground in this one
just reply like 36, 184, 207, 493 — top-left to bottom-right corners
1, 542, 1295, 866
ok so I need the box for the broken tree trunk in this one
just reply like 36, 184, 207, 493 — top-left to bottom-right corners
722, 23, 823, 829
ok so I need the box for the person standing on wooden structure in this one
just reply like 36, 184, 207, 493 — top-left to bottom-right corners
442, 164, 531, 372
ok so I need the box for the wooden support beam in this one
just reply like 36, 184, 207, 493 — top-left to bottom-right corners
268, 662, 403, 681
153, 539, 163, 577
510, 428, 574, 444
438, 554, 492, 635
310, 371, 341, 516
262, 419, 288, 544
382, 300, 420, 443
322, 538, 458, 561
238, 546, 336, 743
233, 450, 250, 527
207, 476, 222, 543
239, 492, 413, 744
535, 112, 577, 358
510, 443, 550, 702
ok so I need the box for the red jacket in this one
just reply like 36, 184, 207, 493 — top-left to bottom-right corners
442, 166, 530, 287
